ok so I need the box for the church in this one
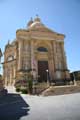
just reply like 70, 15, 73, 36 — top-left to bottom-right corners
3, 16, 70, 86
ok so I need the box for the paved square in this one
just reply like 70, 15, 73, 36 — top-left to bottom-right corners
21, 93, 80, 120
0, 86, 80, 120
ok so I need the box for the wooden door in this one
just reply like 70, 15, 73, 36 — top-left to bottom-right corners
38, 61, 48, 82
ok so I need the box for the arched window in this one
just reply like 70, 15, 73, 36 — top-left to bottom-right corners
37, 47, 48, 52
7, 55, 14, 61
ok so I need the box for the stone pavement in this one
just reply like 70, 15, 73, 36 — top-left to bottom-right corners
21, 93, 80, 120
0, 86, 80, 120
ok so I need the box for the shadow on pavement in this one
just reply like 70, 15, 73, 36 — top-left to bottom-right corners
0, 93, 30, 120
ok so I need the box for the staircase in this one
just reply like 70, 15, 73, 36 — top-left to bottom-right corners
5, 86, 16, 93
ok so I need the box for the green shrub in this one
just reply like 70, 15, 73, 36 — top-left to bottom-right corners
21, 89, 28, 94
16, 88, 20, 92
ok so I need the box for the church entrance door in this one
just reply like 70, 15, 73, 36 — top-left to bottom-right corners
38, 61, 48, 82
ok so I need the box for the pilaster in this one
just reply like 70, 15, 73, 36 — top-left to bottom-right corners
18, 40, 23, 70
31, 40, 37, 79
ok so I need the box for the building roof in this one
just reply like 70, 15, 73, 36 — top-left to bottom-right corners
16, 16, 65, 41
27, 16, 64, 36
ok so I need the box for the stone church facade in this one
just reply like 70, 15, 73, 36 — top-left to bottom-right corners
3, 16, 70, 86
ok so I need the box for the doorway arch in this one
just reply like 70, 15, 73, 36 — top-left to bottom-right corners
33, 41, 52, 82
37, 48, 49, 82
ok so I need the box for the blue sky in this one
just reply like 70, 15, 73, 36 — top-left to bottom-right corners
0, 0, 80, 73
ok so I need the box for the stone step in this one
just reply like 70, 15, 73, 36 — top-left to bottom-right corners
41, 85, 80, 96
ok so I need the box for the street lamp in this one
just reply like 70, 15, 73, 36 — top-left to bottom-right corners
46, 69, 49, 85
73, 72, 76, 85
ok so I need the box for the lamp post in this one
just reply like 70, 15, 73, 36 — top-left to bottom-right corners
73, 72, 76, 85
46, 69, 49, 86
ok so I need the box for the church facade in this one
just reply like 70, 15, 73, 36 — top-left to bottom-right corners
3, 16, 70, 86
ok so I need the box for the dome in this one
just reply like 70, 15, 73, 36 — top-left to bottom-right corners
26, 15, 55, 33
34, 15, 41, 22
27, 17, 33, 27
28, 15, 45, 30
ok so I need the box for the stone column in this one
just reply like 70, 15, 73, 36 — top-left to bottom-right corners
31, 41, 37, 79
25, 41, 31, 70
4, 67, 7, 85
53, 41, 58, 78
53, 41, 63, 84
61, 42, 67, 70
18, 40, 23, 70
31, 41, 34, 70
48, 43, 54, 81
10, 72, 12, 85
61, 42, 70, 80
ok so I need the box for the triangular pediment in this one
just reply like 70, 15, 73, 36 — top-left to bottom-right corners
28, 21, 57, 34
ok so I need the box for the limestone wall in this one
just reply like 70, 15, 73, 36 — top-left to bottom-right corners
42, 85, 80, 96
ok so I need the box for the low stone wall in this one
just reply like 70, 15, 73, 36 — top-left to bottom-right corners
42, 84, 80, 96
33, 82, 49, 95
0, 80, 3, 90
76, 81, 80, 85
0, 80, 5, 96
